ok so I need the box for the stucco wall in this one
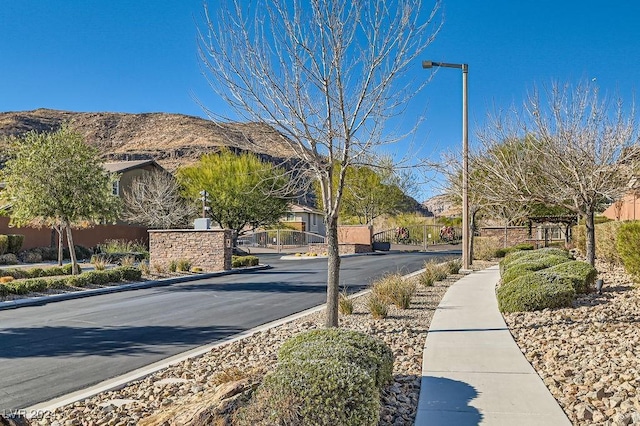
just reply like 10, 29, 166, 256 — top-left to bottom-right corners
478, 226, 529, 248
338, 225, 372, 245
149, 229, 232, 271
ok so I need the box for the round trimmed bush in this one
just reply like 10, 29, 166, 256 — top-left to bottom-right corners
500, 254, 573, 284
497, 272, 575, 313
278, 328, 394, 388
543, 260, 597, 294
500, 248, 572, 274
244, 358, 379, 426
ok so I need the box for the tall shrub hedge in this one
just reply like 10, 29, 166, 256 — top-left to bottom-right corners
0, 235, 8, 256
6, 235, 24, 254
616, 221, 640, 283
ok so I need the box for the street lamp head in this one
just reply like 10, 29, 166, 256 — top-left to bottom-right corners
422, 60, 434, 69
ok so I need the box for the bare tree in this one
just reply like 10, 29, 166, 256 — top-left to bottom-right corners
198, 0, 441, 327
122, 171, 196, 229
476, 82, 638, 265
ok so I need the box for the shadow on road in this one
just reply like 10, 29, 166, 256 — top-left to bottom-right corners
0, 324, 244, 358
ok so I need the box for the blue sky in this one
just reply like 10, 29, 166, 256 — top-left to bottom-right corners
2, 1, 640, 200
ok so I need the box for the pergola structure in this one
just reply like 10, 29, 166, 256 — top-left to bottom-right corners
527, 215, 578, 245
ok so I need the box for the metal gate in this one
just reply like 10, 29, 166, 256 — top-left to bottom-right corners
236, 229, 326, 253
372, 225, 461, 250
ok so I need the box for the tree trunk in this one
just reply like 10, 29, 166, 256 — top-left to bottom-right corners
469, 210, 478, 265
585, 208, 596, 266
56, 225, 64, 266
64, 222, 80, 275
325, 215, 340, 328
503, 220, 508, 248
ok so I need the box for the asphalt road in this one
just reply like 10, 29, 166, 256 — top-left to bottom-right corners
0, 250, 459, 410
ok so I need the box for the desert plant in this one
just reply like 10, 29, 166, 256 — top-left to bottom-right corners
446, 258, 462, 274
139, 260, 151, 275
497, 272, 575, 313
168, 260, 178, 273
338, 289, 354, 315
418, 270, 435, 287
367, 295, 389, 319
119, 266, 142, 281
0, 276, 15, 283
190, 266, 203, 273
90, 255, 109, 271
119, 255, 136, 268
153, 263, 166, 274
616, 221, 640, 283
176, 258, 192, 272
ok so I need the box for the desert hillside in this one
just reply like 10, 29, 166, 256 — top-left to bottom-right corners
0, 109, 294, 171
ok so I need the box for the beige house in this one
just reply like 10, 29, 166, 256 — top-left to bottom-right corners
281, 203, 325, 236
103, 159, 167, 198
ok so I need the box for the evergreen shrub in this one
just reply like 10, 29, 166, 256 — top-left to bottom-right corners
497, 272, 575, 313
616, 221, 640, 283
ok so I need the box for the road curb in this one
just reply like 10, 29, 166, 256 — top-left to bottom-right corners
0, 265, 271, 311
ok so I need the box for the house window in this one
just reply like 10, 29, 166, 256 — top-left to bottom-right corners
112, 180, 120, 196
284, 213, 295, 222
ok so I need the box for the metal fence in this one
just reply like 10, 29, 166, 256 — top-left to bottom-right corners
372, 225, 462, 250
237, 229, 326, 253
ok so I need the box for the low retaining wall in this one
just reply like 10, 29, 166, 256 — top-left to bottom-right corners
149, 229, 233, 271
307, 243, 372, 255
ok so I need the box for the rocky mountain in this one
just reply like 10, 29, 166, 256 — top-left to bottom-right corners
422, 194, 456, 217
0, 109, 294, 171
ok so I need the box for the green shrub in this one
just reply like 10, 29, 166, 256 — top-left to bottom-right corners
104, 268, 123, 282
62, 245, 93, 261
5, 281, 29, 295
0, 253, 19, 265
0, 235, 8, 256
6, 235, 24, 254
497, 272, 575, 313
47, 277, 69, 290
231, 255, 259, 267
240, 358, 379, 426
423, 260, 448, 282
84, 271, 110, 285
65, 275, 91, 287
119, 266, 142, 281
62, 264, 82, 275
278, 328, 394, 389
617, 221, 640, 283
543, 261, 597, 294
473, 236, 501, 260
168, 260, 177, 272
500, 254, 573, 284
24, 278, 48, 293
0, 284, 8, 297
500, 248, 572, 274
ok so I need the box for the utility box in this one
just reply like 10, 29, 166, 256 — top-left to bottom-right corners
194, 218, 211, 230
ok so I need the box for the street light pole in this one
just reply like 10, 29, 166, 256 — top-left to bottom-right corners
423, 60, 470, 271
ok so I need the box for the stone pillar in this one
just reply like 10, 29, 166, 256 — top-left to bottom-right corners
149, 229, 233, 271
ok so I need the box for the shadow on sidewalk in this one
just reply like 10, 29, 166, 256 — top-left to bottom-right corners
418, 376, 483, 425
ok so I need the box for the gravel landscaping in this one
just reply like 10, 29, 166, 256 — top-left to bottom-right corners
504, 260, 640, 425
34, 265, 468, 426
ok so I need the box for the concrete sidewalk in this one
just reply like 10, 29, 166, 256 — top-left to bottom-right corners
415, 265, 571, 425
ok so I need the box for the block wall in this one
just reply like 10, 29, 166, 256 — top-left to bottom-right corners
149, 229, 232, 271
